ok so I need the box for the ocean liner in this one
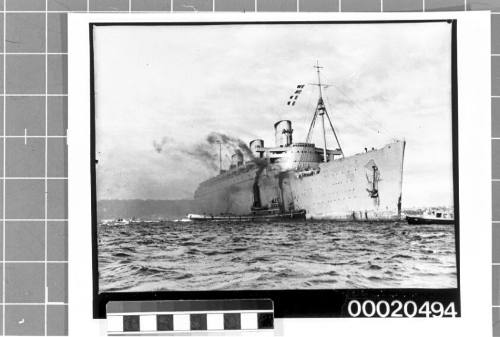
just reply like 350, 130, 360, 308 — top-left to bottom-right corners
193, 64, 406, 221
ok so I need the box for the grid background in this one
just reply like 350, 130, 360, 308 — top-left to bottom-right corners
0, 0, 493, 335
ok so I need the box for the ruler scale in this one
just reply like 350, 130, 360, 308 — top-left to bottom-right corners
106, 299, 274, 335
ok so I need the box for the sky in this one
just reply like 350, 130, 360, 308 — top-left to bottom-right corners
94, 22, 454, 208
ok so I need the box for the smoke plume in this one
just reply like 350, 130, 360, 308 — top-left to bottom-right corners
206, 132, 254, 160
153, 137, 172, 153
153, 132, 258, 171
184, 143, 219, 171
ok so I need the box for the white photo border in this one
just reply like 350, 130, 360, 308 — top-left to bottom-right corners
68, 12, 491, 337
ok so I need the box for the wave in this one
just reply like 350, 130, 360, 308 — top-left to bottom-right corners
98, 220, 457, 291
390, 254, 413, 259
113, 252, 132, 258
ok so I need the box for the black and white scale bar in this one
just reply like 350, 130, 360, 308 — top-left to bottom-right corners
106, 300, 274, 335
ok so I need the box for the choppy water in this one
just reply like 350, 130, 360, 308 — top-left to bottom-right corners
98, 221, 457, 292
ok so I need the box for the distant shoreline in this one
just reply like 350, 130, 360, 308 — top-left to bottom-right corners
97, 199, 453, 222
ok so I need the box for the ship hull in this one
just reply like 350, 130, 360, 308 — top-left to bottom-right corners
194, 141, 405, 221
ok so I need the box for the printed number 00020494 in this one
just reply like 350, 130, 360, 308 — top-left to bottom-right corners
347, 300, 458, 318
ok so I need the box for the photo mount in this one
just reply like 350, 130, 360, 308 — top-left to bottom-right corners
89, 19, 460, 319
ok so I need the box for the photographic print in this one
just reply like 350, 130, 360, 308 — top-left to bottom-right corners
92, 21, 458, 295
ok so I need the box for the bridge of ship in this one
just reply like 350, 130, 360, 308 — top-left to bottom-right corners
254, 143, 342, 171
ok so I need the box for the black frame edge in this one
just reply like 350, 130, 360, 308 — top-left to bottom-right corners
89, 20, 461, 319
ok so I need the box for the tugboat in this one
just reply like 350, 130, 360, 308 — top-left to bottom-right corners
406, 210, 454, 225
187, 199, 306, 222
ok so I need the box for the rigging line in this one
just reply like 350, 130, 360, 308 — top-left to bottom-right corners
292, 85, 311, 168
299, 102, 320, 168
305, 105, 319, 144
328, 83, 393, 138
324, 109, 344, 158
301, 85, 315, 132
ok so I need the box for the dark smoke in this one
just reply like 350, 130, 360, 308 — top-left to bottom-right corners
153, 132, 262, 172
184, 143, 219, 171
153, 137, 171, 153
206, 132, 254, 160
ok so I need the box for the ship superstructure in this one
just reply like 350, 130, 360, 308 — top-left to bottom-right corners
194, 63, 406, 221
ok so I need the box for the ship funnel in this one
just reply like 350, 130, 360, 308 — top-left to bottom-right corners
231, 151, 244, 167
249, 139, 264, 158
274, 120, 293, 147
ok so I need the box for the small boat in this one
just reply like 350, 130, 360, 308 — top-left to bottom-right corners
114, 218, 131, 225
406, 211, 454, 225
173, 217, 193, 223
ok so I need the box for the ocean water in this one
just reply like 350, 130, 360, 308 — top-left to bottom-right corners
98, 221, 457, 292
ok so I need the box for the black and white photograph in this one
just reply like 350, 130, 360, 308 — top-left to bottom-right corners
92, 21, 458, 294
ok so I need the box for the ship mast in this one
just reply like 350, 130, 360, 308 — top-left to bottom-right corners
316, 63, 328, 163
305, 61, 344, 161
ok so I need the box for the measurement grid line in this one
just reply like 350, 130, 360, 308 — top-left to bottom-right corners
44, 0, 48, 333
0, 177, 67, 180
2, 0, 5, 333
2, 219, 66, 222
461, 0, 500, 331
1, 94, 67, 97
2, 11, 133, 13
0, 136, 67, 138
0, 6, 70, 329
0, 3, 498, 13
3, 261, 67, 264
0, 53, 67, 55
2, 303, 66, 306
